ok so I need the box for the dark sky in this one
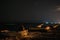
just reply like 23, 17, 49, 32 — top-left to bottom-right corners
1, 0, 60, 23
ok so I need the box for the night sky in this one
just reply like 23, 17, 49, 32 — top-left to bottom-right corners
1, 0, 60, 23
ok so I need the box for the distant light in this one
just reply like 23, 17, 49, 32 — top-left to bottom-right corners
56, 6, 60, 11
58, 22, 60, 24
56, 7, 60, 11
46, 22, 49, 24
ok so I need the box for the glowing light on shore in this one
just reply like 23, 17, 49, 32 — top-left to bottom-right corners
53, 25, 58, 28
37, 24, 44, 28
45, 26, 51, 31
1, 30, 9, 32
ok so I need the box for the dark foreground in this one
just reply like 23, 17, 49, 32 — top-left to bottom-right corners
0, 23, 60, 40
0, 32, 60, 40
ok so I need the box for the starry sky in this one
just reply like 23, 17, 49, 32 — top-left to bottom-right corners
1, 0, 60, 23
